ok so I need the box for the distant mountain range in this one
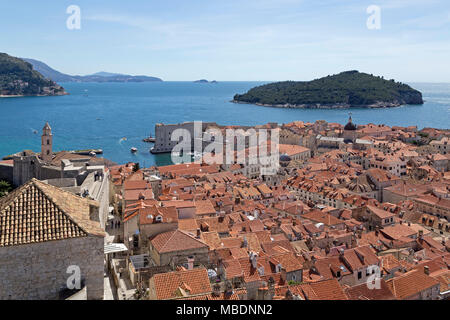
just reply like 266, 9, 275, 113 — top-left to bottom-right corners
22, 58, 163, 83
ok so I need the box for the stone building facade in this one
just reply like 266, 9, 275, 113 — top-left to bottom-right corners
148, 229, 209, 267
0, 236, 104, 300
0, 179, 105, 300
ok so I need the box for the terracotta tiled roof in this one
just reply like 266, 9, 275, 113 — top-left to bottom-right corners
380, 254, 401, 273
0, 179, 104, 247
194, 200, 216, 216
123, 180, 151, 190
150, 229, 208, 253
302, 210, 344, 227
295, 279, 348, 300
271, 252, 303, 272
223, 258, 244, 279
430, 269, 450, 293
380, 224, 416, 240
386, 269, 440, 299
50, 151, 90, 166
366, 205, 395, 219
279, 144, 310, 156
138, 205, 178, 225
178, 218, 199, 233
201, 231, 222, 249
238, 258, 262, 283
123, 189, 154, 201
151, 268, 212, 300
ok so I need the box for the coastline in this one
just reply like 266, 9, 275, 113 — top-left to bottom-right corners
0, 92, 69, 98
231, 100, 418, 109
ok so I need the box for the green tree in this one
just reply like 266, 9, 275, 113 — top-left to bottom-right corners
0, 180, 12, 197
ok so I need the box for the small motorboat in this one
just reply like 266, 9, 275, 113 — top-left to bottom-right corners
33, 130, 38, 134
131, 147, 138, 153
142, 134, 156, 143
89, 151, 96, 157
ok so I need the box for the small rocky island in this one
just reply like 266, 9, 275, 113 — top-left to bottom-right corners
194, 79, 218, 83
233, 71, 423, 109
0, 53, 67, 97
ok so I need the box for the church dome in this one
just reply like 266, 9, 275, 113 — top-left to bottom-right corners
344, 116, 356, 131
279, 153, 291, 162
279, 153, 291, 167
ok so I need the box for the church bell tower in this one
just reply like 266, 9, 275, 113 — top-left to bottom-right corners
41, 122, 53, 163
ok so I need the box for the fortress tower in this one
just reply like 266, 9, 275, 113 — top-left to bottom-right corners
41, 122, 53, 163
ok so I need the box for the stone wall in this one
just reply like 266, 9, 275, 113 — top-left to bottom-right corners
0, 163, 13, 183
149, 244, 209, 267
0, 235, 104, 300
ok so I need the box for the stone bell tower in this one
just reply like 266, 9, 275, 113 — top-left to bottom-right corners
41, 122, 53, 163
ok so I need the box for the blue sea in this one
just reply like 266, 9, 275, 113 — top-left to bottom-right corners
0, 82, 449, 166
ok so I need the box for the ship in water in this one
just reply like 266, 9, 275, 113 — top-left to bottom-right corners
143, 133, 156, 143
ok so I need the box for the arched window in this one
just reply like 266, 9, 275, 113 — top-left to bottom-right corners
47, 139, 50, 145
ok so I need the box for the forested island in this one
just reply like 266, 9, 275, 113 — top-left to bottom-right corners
233, 71, 424, 108
0, 53, 67, 97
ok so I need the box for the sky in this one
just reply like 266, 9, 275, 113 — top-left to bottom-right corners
1, 0, 449, 82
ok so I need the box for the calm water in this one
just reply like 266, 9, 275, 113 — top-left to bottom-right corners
0, 82, 449, 166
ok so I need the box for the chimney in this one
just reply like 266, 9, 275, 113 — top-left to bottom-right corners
400, 220, 403, 225
285, 289, 294, 300
407, 221, 411, 227
418, 230, 424, 240
212, 283, 221, 297
237, 234, 246, 247
187, 256, 195, 270
224, 280, 233, 296
250, 252, 258, 269
196, 229, 201, 238
375, 226, 379, 236
280, 268, 287, 282
424, 266, 430, 275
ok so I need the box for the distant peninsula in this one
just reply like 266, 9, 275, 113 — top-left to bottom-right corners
232, 71, 424, 109
0, 53, 67, 97
22, 58, 163, 83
